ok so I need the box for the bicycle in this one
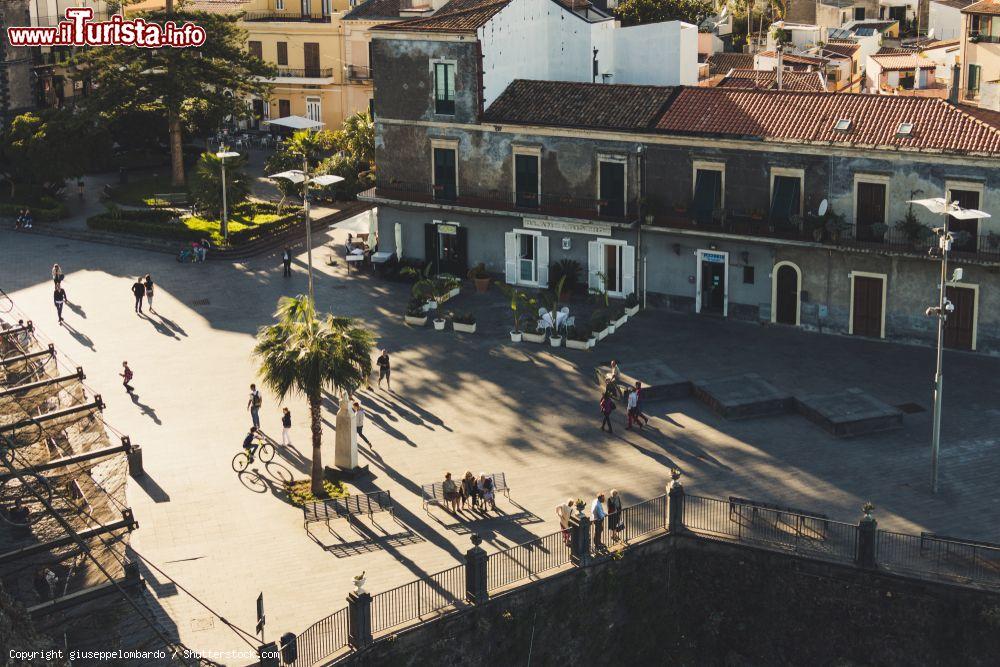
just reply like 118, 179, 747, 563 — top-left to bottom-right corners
232, 435, 275, 472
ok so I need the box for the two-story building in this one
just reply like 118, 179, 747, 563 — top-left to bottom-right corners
363, 6, 1000, 353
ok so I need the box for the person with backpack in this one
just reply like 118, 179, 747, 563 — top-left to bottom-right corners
120, 361, 134, 394
247, 384, 262, 429
600, 392, 615, 433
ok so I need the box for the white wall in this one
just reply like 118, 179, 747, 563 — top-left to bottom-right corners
866, 55, 883, 90
928, 2, 963, 40
612, 21, 698, 85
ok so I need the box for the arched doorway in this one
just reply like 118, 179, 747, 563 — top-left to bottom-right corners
771, 261, 801, 326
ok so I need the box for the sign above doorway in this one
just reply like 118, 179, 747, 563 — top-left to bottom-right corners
523, 218, 612, 237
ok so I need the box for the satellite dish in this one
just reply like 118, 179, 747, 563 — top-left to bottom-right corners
818, 199, 829, 216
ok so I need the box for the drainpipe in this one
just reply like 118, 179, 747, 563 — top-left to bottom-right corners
637, 144, 645, 308
949, 61, 961, 104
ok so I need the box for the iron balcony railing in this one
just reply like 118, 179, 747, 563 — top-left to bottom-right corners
877, 531, 1000, 588
486, 530, 571, 594
243, 10, 332, 23
276, 66, 334, 78
370, 563, 465, 634
347, 64, 372, 80
370, 180, 636, 223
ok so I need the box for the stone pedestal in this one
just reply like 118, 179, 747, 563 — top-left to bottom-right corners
347, 590, 373, 649
465, 534, 488, 604
333, 396, 363, 474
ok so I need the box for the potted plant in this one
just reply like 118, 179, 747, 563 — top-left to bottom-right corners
624, 292, 639, 317
611, 305, 628, 329
433, 316, 447, 331
537, 275, 567, 347
523, 325, 547, 344
452, 311, 477, 334
468, 263, 491, 293
404, 298, 428, 326
496, 281, 535, 343
550, 259, 581, 300
895, 208, 933, 248
565, 325, 592, 351
587, 330, 597, 349
591, 309, 611, 341
870, 222, 889, 242
441, 274, 461, 300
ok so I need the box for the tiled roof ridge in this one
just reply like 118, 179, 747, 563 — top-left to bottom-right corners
508, 78, 670, 91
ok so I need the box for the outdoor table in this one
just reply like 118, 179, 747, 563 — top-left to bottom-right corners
345, 252, 365, 274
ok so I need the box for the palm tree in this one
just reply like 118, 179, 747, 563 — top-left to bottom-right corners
253, 296, 374, 494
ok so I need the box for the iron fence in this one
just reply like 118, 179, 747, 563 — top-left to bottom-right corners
686, 495, 859, 564
279, 607, 348, 667
486, 530, 571, 593
620, 494, 667, 543
370, 563, 465, 634
877, 530, 1000, 588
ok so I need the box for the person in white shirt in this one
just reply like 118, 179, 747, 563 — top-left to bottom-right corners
556, 498, 574, 546
626, 388, 639, 430
592, 493, 607, 550
353, 401, 370, 446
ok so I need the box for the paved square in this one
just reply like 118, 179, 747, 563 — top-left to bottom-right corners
3, 218, 1000, 658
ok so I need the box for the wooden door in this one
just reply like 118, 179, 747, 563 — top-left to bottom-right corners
303, 43, 320, 77
775, 265, 798, 325
943, 286, 975, 350
852, 276, 883, 338
856, 182, 885, 241
599, 161, 625, 218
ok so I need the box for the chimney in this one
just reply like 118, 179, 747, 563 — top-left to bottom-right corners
776, 44, 783, 91
949, 60, 961, 104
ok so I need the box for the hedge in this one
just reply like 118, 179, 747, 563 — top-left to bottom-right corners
86, 209, 204, 242
0, 201, 68, 221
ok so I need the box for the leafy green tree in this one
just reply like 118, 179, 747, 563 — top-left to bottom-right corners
75, 10, 274, 187
253, 296, 374, 495
189, 151, 250, 219
614, 0, 713, 26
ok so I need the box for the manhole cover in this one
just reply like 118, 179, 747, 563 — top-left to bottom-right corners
190, 617, 215, 631
895, 402, 926, 414
191, 299, 210, 306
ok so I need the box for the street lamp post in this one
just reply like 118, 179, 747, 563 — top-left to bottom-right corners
216, 150, 240, 242
909, 197, 990, 493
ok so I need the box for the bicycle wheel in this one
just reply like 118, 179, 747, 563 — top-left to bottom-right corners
257, 443, 275, 463
232, 452, 250, 473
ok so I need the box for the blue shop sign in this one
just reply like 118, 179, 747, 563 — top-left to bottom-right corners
702, 252, 726, 264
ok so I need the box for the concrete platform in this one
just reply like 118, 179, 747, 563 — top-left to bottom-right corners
693, 373, 793, 420
795, 388, 904, 438
595, 360, 692, 401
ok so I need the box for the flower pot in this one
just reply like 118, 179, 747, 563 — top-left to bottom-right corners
549, 335, 563, 348
433, 318, 446, 331
565, 338, 589, 350
453, 322, 477, 333
625, 305, 639, 317
510, 331, 523, 343
523, 331, 547, 344
597, 327, 610, 341
474, 277, 490, 293
607, 323, 616, 335
404, 314, 427, 326
587, 336, 597, 349
615, 315, 628, 329
448, 287, 460, 299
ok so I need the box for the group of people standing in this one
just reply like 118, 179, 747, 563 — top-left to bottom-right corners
556, 490, 625, 551
440, 472, 498, 513
13, 210, 34, 230
131, 275, 155, 314
599, 360, 650, 433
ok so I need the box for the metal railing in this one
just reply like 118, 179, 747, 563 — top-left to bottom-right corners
370, 563, 465, 634
370, 180, 636, 223
620, 494, 667, 543
486, 530, 571, 593
243, 11, 332, 22
276, 67, 334, 78
685, 495, 859, 565
280, 607, 348, 667
877, 531, 1000, 588
347, 65, 372, 80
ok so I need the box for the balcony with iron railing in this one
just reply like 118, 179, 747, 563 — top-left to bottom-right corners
347, 64, 372, 81
242, 10, 332, 23
275, 66, 334, 78
363, 180, 636, 223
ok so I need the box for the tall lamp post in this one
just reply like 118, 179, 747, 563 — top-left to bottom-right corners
216, 150, 240, 242
908, 197, 990, 493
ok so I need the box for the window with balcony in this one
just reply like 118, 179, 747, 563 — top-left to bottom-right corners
770, 169, 803, 228
514, 151, 539, 208
854, 177, 888, 241
434, 62, 456, 115
249, 41, 262, 60
433, 146, 457, 201
277, 42, 288, 66
968, 64, 981, 96
969, 14, 1000, 42
598, 159, 626, 218
304, 43, 320, 77
692, 163, 724, 226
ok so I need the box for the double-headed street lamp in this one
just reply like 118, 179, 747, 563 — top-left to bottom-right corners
216, 150, 240, 242
908, 197, 990, 494
265, 115, 343, 303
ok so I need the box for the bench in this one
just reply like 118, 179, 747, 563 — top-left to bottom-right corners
302, 490, 393, 528
729, 496, 829, 538
421, 473, 510, 511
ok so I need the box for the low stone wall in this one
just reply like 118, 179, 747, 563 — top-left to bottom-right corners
341, 534, 1000, 666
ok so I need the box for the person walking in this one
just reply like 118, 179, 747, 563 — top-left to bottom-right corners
131, 278, 145, 314
556, 498, 574, 546
53, 285, 67, 324
248, 384, 262, 429
592, 493, 607, 551
281, 407, 292, 447
120, 361, 134, 394
599, 392, 615, 433
51, 264, 64, 287
376, 349, 391, 390
282, 246, 292, 277
607, 489, 624, 544
625, 387, 639, 430
633, 381, 650, 426
143, 275, 155, 314
353, 401, 370, 446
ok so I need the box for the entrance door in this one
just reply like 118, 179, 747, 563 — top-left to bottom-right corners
604, 243, 620, 294
304, 43, 320, 77
948, 189, 980, 253
856, 182, 886, 241
698, 253, 727, 315
852, 276, 883, 337
306, 97, 322, 123
775, 265, 799, 325
433, 148, 457, 201
943, 286, 975, 350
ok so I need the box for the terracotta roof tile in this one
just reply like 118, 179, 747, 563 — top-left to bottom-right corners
371, 0, 510, 32
483, 79, 676, 130
963, 0, 1000, 13
718, 69, 826, 92
705, 52, 753, 76
822, 42, 860, 58
932, 0, 973, 8
869, 53, 937, 70
758, 51, 828, 66
343, 0, 405, 20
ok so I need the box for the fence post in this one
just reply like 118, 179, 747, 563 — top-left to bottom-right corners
856, 502, 878, 570
465, 533, 489, 604
666, 468, 686, 533
569, 501, 592, 566
347, 576, 373, 650
258, 642, 279, 667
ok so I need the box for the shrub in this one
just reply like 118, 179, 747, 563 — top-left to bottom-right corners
406, 298, 426, 317
624, 293, 639, 308
590, 309, 609, 332
0, 201, 67, 221
285, 478, 349, 508
550, 259, 582, 294
567, 325, 591, 341
452, 312, 476, 325
86, 209, 202, 241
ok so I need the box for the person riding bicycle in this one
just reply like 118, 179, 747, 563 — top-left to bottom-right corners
242, 426, 260, 463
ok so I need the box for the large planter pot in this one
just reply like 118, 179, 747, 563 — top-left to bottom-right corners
587, 336, 597, 349
549, 335, 563, 348
565, 338, 589, 350
598, 327, 611, 341
607, 323, 616, 335
510, 330, 523, 343
625, 305, 639, 317
614, 315, 628, 329
449, 287, 460, 299
404, 314, 427, 326
433, 318, 446, 331
453, 322, 477, 333
523, 331, 547, 344
474, 277, 490, 293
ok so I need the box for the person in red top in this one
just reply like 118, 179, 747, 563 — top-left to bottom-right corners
120, 361, 134, 394
599, 393, 615, 433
